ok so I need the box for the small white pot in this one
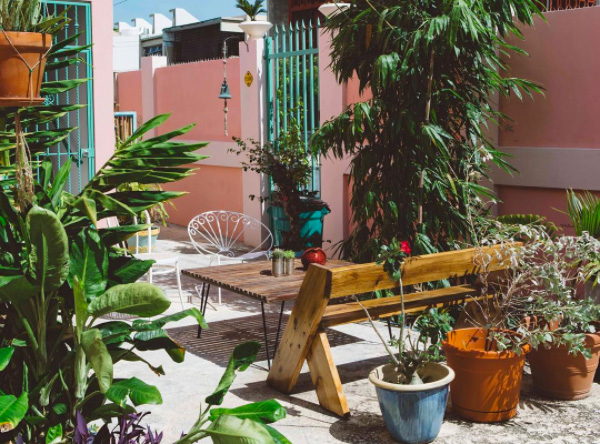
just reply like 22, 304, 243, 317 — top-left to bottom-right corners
318, 3, 351, 18
239, 20, 273, 39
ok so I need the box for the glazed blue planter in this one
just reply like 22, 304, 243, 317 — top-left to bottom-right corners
369, 363, 454, 444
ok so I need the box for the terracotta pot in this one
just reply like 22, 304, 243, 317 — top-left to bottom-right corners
0, 32, 52, 107
442, 328, 530, 423
529, 333, 600, 400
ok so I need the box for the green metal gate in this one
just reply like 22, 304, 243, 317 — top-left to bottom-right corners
265, 20, 321, 194
41, 1, 94, 194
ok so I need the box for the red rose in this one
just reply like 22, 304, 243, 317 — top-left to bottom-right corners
400, 241, 411, 255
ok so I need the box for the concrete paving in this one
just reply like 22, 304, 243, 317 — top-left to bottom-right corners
114, 225, 600, 444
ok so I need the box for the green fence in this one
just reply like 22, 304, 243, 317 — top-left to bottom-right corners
265, 20, 321, 195
40, 1, 94, 194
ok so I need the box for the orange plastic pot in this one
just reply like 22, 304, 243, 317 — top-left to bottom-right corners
442, 328, 530, 423
529, 333, 600, 400
0, 32, 51, 107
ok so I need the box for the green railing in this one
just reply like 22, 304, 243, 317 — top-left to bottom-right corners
265, 19, 321, 195
40, 1, 94, 194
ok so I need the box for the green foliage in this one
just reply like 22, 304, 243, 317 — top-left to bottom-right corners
312, 0, 544, 262
565, 189, 600, 238
231, 121, 323, 250
236, 0, 266, 21
282, 250, 295, 260
0, 0, 68, 33
270, 249, 285, 259
0, 114, 209, 442
496, 213, 559, 238
174, 342, 289, 444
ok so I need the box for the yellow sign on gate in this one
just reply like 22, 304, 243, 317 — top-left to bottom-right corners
244, 71, 254, 87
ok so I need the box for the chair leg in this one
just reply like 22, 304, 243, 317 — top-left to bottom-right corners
176, 262, 184, 310
306, 330, 350, 417
197, 283, 211, 339
217, 256, 222, 305
148, 267, 153, 284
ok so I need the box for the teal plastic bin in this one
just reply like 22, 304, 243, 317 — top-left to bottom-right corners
267, 204, 330, 249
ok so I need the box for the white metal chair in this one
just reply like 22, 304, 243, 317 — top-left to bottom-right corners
107, 211, 185, 309
188, 211, 274, 304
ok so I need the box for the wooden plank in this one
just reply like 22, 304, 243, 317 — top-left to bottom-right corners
328, 244, 518, 299
321, 285, 482, 328
306, 330, 350, 417
267, 265, 332, 393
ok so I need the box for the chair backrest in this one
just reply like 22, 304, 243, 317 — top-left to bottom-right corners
188, 211, 274, 257
104, 211, 152, 255
304, 243, 519, 301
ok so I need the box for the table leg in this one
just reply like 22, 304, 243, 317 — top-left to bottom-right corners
197, 283, 211, 339
261, 301, 272, 370
274, 301, 286, 356
387, 318, 393, 340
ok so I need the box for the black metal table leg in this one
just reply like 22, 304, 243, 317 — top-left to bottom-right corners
261, 301, 272, 370
197, 283, 211, 339
387, 318, 393, 340
273, 301, 286, 355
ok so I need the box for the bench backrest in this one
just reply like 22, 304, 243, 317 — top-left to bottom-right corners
303, 243, 516, 301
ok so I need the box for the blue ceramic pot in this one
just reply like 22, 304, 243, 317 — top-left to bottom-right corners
369, 363, 454, 444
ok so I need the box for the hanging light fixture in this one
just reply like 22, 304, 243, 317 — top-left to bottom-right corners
219, 39, 232, 136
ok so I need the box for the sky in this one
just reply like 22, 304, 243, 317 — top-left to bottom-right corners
113, 0, 243, 24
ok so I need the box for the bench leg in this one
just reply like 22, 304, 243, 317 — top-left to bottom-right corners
306, 330, 350, 418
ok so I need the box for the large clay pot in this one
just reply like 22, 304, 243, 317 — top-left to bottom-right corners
442, 328, 530, 423
529, 333, 600, 400
0, 32, 52, 107
369, 363, 454, 444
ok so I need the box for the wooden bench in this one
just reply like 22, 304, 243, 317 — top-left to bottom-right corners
266, 244, 515, 417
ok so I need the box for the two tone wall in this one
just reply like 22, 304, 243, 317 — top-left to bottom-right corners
494, 7, 600, 231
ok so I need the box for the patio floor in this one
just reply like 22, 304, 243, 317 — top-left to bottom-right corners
115, 225, 600, 444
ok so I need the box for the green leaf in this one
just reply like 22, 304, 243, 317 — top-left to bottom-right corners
73, 277, 88, 339
205, 415, 275, 444
27, 206, 69, 292
108, 256, 154, 286
87, 403, 136, 422
0, 392, 28, 432
88, 283, 170, 318
80, 329, 113, 394
70, 229, 108, 299
260, 424, 292, 444
210, 400, 286, 423
0, 275, 37, 305
205, 342, 261, 406
106, 377, 162, 408
132, 308, 208, 331
46, 423, 63, 444
0, 347, 14, 372
133, 329, 186, 363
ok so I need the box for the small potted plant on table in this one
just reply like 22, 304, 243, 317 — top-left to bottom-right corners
361, 239, 455, 444
271, 248, 285, 277
236, 0, 272, 40
283, 250, 296, 275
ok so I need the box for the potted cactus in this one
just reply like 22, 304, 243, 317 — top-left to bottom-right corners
0, 0, 66, 107
236, 0, 272, 40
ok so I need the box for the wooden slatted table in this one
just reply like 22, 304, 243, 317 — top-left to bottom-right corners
182, 260, 352, 367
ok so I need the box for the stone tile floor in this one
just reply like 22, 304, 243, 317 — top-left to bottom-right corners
115, 225, 600, 444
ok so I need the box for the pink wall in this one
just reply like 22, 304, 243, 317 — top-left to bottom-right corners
162, 165, 244, 227
495, 8, 600, 225
499, 8, 600, 148
154, 59, 242, 141
90, 0, 115, 171
116, 70, 142, 122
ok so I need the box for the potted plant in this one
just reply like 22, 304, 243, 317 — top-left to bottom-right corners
358, 239, 455, 444
271, 249, 285, 277
236, 0, 272, 40
318, 2, 351, 18
520, 233, 600, 400
283, 250, 295, 275
441, 234, 539, 423
231, 118, 330, 252
0, 0, 66, 107
564, 189, 600, 302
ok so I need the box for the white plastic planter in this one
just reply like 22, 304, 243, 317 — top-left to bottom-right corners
318, 3, 351, 18
239, 20, 273, 40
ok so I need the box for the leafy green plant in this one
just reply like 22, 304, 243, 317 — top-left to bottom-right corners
282, 250, 295, 260
236, 0, 266, 21
231, 118, 327, 250
115, 182, 172, 227
311, 0, 544, 262
496, 213, 559, 238
270, 249, 285, 260
0, 0, 68, 33
565, 189, 600, 238
0, 114, 212, 442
